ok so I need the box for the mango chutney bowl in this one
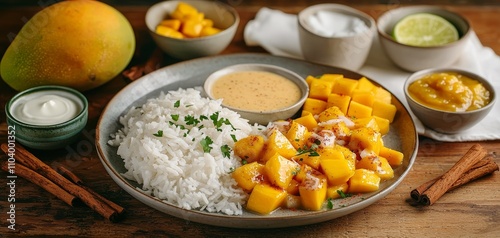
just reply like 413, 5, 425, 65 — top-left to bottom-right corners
404, 68, 496, 134
5, 85, 88, 150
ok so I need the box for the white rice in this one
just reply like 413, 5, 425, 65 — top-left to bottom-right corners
108, 88, 264, 215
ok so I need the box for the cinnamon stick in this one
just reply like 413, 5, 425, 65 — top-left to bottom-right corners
0, 160, 78, 206
57, 165, 125, 215
1, 143, 120, 221
411, 156, 499, 202
419, 144, 488, 205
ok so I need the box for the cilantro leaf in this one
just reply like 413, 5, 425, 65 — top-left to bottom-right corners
221, 144, 231, 158
200, 136, 213, 153
153, 130, 163, 137
174, 100, 180, 108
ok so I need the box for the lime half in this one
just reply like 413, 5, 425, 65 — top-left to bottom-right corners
393, 13, 459, 47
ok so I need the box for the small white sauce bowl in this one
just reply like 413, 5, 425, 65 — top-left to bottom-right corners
204, 64, 309, 125
5, 85, 88, 150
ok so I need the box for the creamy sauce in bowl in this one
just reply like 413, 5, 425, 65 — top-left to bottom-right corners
210, 71, 302, 112
10, 90, 83, 125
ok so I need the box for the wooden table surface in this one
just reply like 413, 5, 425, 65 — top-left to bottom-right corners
1, 2, 499, 237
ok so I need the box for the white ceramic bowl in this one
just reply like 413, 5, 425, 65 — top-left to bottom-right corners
377, 6, 471, 72
145, 0, 239, 60
298, 4, 376, 71
204, 63, 309, 125
404, 68, 496, 133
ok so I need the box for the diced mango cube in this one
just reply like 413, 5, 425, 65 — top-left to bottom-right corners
326, 183, 349, 199
317, 148, 344, 161
327, 93, 351, 114
299, 171, 328, 211
246, 183, 287, 214
348, 169, 381, 193
301, 110, 312, 117
351, 90, 375, 107
282, 193, 302, 209
348, 127, 382, 155
286, 179, 300, 195
201, 18, 214, 27
265, 153, 300, 189
295, 164, 314, 183
372, 100, 397, 123
379, 146, 404, 166
333, 144, 357, 170
171, 2, 199, 20
309, 79, 334, 101
353, 117, 380, 132
302, 98, 328, 115
200, 26, 221, 37
373, 87, 392, 104
261, 129, 297, 162
294, 113, 318, 131
181, 19, 203, 37
234, 135, 265, 163
331, 77, 358, 96
232, 162, 266, 192
155, 25, 184, 39
320, 158, 355, 186
158, 19, 182, 31
347, 100, 373, 119
356, 155, 394, 180
286, 121, 310, 150
319, 74, 343, 83
356, 77, 376, 92
305, 75, 317, 86
373, 116, 390, 135
317, 106, 345, 122
318, 121, 351, 141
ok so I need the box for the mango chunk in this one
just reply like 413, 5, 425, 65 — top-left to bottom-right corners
299, 171, 328, 211
327, 93, 351, 114
303, 98, 328, 115
320, 158, 355, 186
286, 121, 310, 150
348, 169, 381, 193
379, 146, 404, 166
155, 25, 184, 39
158, 19, 182, 31
347, 100, 373, 119
234, 135, 265, 163
372, 100, 397, 123
261, 129, 297, 162
326, 183, 349, 199
181, 19, 203, 37
231, 162, 266, 192
317, 106, 345, 122
356, 155, 394, 180
200, 26, 221, 37
286, 179, 300, 195
373, 116, 390, 135
348, 127, 382, 155
351, 90, 375, 107
356, 77, 376, 92
246, 183, 287, 215
373, 87, 392, 104
265, 153, 300, 189
331, 77, 358, 96
319, 74, 343, 83
292, 152, 321, 170
309, 79, 334, 101
294, 113, 318, 131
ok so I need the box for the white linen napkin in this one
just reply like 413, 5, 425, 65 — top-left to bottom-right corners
244, 7, 500, 142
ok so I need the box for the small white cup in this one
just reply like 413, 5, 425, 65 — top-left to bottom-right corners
298, 4, 376, 71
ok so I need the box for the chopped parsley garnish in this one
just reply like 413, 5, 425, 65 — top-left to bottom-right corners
221, 145, 232, 158
296, 145, 320, 157
184, 115, 200, 125
174, 100, 180, 108
337, 190, 352, 198
200, 136, 213, 153
153, 130, 163, 137
171, 114, 180, 121
327, 198, 334, 209
230, 134, 237, 142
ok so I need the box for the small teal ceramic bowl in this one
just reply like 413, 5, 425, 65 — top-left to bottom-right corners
5, 85, 88, 150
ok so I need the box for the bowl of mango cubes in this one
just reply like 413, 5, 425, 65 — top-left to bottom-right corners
145, 1, 239, 59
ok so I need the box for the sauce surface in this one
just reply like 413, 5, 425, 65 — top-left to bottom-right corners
408, 72, 491, 112
11, 91, 82, 125
211, 71, 302, 112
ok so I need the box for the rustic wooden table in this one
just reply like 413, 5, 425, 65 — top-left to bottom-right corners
1, 2, 499, 237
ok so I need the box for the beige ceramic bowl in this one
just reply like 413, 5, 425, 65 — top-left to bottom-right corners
377, 6, 471, 72
145, 0, 239, 60
204, 64, 309, 125
298, 4, 376, 71
404, 68, 496, 134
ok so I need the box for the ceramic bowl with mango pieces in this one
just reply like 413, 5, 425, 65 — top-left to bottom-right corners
145, 0, 239, 60
377, 6, 471, 72
404, 68, 496, 134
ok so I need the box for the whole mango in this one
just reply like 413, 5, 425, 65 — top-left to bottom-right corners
0, 0, 135, 91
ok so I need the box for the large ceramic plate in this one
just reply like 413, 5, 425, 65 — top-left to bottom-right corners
96, 53, 418, 229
